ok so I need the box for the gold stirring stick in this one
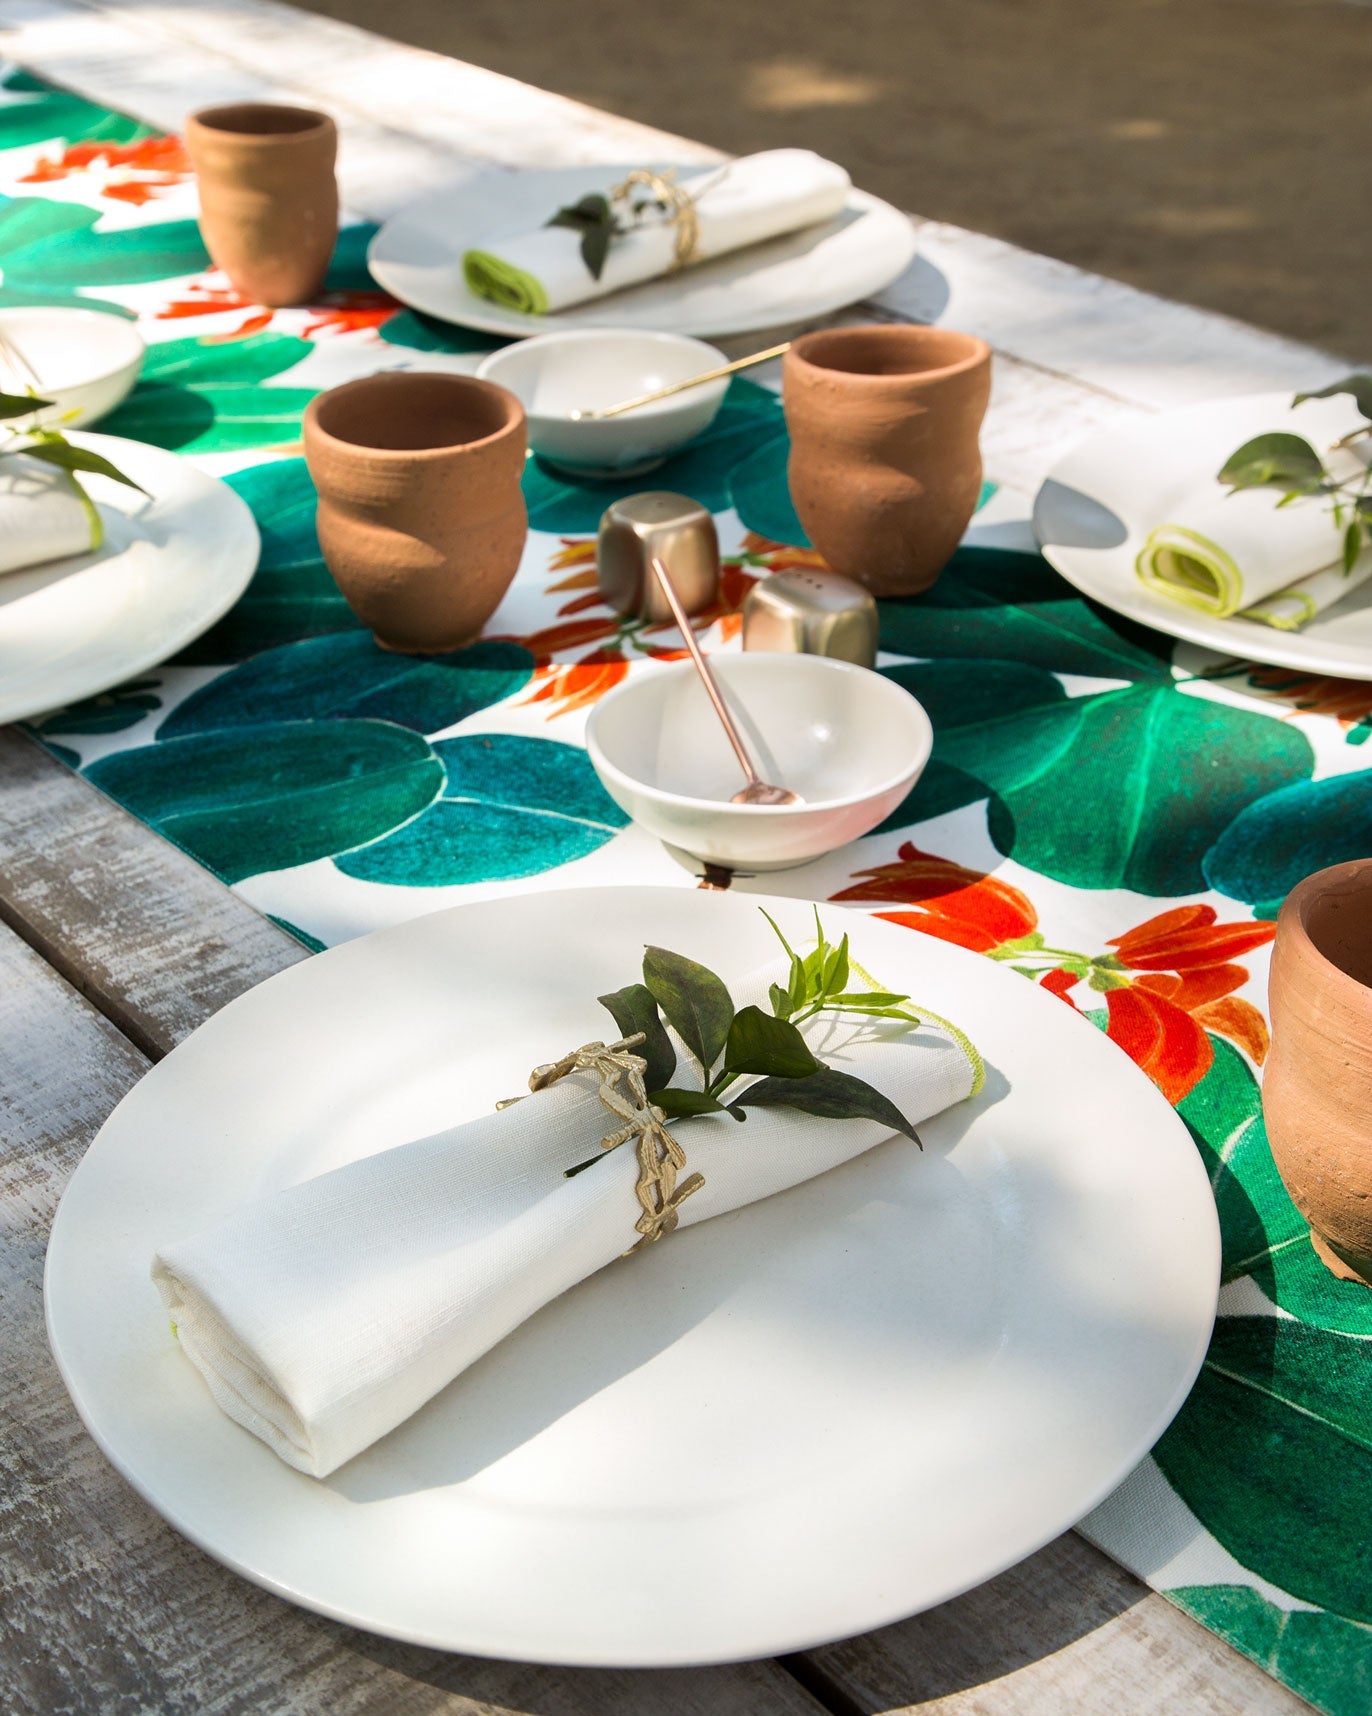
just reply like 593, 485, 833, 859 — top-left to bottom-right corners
571, 342, 790, 421
649, 554, 799, 807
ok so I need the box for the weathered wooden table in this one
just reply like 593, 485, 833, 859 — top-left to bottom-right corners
0, 1, 1345, 1709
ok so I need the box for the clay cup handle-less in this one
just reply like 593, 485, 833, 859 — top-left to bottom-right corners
303, 372, 528, 656
1265, 858, 1372, 1286
782, 325, 991, 597
185, 103, 338, 308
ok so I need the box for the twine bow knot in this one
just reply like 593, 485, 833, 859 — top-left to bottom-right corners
511, 1033, 705, 1254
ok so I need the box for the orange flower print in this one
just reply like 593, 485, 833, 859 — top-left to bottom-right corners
155, 280, 399, 341
522, 646, 631, 718
832, 843, 1037, 953
832, 844, 1274, 1103
21, 134, 192, 205
1241, 664, 1372, 745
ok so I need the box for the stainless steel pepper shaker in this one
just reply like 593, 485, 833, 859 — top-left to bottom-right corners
597, 491, 719, 625
742, 569, 880, 669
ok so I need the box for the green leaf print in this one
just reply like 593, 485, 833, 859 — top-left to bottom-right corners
85, 719, 443, 884
1168, 1586, 1372, 1716
879, 546, 1175, 681
0, 199, 208, 291
522, 377, 784, 534
1154, 1318, 1372, 1622
1205, 773, 1372, 920
30, 677, 161, 736
160, 633, 533, 738
877, 663, 1314, 893
378, 308, 506, 355
0, 77, 150, 149
175, 459, 359, 664
101, 330, 317, 453
728, 431, 810, 547
1179, 1037, 1372, 1336
335, 732, 627, 886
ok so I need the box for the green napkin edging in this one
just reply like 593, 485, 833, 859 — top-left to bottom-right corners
463, 249, 548, 316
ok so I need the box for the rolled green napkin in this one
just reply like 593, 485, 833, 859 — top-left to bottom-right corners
1138, 487, 1369, 631
0, 454, 102, 574
464, 149, 851, 315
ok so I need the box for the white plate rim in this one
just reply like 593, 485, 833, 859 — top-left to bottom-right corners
367, 162, 919, 339
1033, 390, 1372, 676
44, 887, 1220, 1666
0, 432, 260, 725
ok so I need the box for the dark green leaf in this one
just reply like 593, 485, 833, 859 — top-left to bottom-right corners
580, 222, 613, 281
739, 1067, 921, 1144
1344, 519, 1364, 575
722, 1005, 820, 1081
642, 944, 734, 1072
18, 436, 147, 493
1217, 432, 1326, 492
597, 982, 677, 1092
1294, 372, 1372, 420
0, 389, 50, 417
649, 1087, 744, 1121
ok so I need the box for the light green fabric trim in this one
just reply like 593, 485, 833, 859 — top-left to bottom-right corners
462, 250, 548, 315
850, 955, 985, 1098
1242, 590, 1316, 632
1136, 524, 1244, 618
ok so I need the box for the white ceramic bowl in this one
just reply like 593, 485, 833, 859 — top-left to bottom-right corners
586, 653, 933, 870
0, 307, 144, 427
477, 328, 728, 477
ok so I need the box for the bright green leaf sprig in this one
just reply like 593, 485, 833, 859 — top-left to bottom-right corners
0, 388, 147, 509
566, 911, 927, 1177
1219, 374, 1372, 577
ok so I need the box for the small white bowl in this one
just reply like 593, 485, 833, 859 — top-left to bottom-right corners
586, 653, 933, 871
477, 328, 728, 478
0, 307, 144, 427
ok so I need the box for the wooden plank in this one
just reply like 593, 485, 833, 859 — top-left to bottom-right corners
0, 919, 828, 1716
0, 729, 308, 1059
792, 1531, 1312, 1716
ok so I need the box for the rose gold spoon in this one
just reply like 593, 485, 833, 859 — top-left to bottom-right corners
649, 554, 799, 806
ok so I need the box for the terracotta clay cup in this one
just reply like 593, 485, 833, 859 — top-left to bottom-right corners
782, 325, 991, 596
1265, 859, 1372, 1287
303, 372, 528, 655
185, 103, 338, 307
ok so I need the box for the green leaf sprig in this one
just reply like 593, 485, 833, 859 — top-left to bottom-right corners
0, 388, 147, 508
1219, 374, 1372, 577
545, 187, 679, 282
568, 911, 927, 1176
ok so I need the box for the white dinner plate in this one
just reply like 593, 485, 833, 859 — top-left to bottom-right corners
368, 163, 918, 339
45, 888, 1219, 1667
1034, 390, 1372, 676
0, 433, 259, 724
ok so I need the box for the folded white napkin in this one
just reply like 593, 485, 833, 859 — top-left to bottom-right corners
0, 454, 102, 574
463, 150, 852, 314
153, 963, 977, 1477
1137, 485, 1369, 631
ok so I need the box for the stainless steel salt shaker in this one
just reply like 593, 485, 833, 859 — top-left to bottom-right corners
742, 569, 880, 669
597, 492, 719, 624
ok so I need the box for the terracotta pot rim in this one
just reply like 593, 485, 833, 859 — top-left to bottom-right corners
304, 373, 526, 459
1279, 859, 1372, 999
187, 103, 336, 143
787, 325, 991, 385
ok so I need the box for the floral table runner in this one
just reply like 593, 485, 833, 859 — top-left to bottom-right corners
8, 67, 1371, 1713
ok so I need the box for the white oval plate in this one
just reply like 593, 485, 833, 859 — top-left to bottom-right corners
1034, 390, 1372, 676
45, 888, 1218, 1667
368, 163, 918, 339
0, 433, 259, 724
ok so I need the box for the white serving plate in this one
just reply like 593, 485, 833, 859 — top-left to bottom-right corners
0, 433, 259, 724
1034, 390, 1372, 676
45, 888, 1219, 1667
368, 163, 918, 340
